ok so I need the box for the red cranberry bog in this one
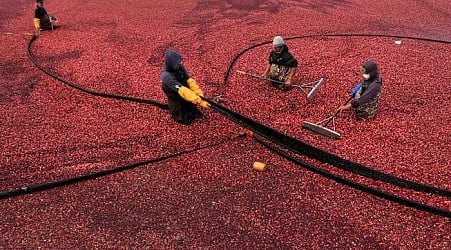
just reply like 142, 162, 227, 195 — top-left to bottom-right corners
1, 0, 450, 248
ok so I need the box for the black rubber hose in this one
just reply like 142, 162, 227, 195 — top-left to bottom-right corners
208, 100, 451, 197
223, 33, 449, 83
27, 35, 168, 109
253, 135, 451, 218
0, 138, 228, 200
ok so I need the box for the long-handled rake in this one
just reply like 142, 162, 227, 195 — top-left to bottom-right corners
236, 70, 325, 102
302, 95, 353, 139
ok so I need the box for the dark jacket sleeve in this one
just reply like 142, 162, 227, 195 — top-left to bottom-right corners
351, 80, 382, 108
285, 54, 298, 68
162, 71, 183, 93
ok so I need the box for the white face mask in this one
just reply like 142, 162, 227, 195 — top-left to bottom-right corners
362, 73, 370, 80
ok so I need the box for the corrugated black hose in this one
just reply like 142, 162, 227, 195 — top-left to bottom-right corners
26, 35, 169, 109
252, 134, 451, 218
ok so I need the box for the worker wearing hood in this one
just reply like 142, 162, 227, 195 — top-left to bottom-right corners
263, 36, 298, 91
339, 60, 382, 120
161, 50, 210, 125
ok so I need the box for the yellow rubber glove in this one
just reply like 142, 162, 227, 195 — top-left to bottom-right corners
177, 86, 210, 109
199, 100, 210, 109
187, 78, 204, 97
33, 18, 41, 31
177, 86, 202, 104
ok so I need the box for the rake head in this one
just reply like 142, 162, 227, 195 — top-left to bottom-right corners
302, 121, 341, 139
306, 78, 325, 102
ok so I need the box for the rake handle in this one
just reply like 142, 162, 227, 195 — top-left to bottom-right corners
237, 70, 324, 89
236, 70, 286, 85
323, 95, 354, 127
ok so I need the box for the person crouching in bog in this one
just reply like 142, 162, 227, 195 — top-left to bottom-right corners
161, 50, 210, 125
33, 0, 57, 36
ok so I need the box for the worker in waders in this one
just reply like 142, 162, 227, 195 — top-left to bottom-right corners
33, 0, 57, 36
161, 50, 210, 125
263, 36, 298, 91
338, 60, 382, 120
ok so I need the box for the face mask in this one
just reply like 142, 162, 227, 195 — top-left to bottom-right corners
362, 73, 370, 80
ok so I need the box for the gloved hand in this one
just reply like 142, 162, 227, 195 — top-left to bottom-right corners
177, 86, 210, 109
352, 83, 362, 96
187, 78, 204, 97
33, 18, 41, 31
177, 86, 201, 103
199, 100, 210, 109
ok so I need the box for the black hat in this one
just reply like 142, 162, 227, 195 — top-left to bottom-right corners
37, 0, 43, 3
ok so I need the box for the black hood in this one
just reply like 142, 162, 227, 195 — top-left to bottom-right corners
164, 50, 182, 72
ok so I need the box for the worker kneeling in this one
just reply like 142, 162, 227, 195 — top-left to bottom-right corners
338, 60, 382, 120
263, 36, 298, 91
161, 50, 210, 125
33, 0, 57, 36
